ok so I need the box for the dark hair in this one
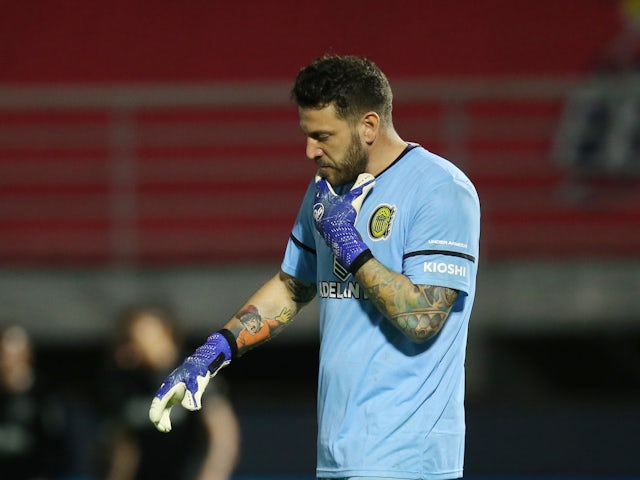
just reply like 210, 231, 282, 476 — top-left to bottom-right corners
236, 305, 260, 324
291, 54, 393, 124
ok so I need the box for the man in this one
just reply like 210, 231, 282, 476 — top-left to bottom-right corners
235, 305, 292, 348
150, 54, 481, 480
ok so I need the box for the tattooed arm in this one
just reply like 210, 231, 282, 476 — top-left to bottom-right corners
149, 269, 316, 432
221, 269, 316, 356
355, 258, 458, 343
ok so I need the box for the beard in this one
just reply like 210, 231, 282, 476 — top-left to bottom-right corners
327, 130, 369, 187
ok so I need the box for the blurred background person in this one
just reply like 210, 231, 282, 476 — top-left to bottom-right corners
0, 324, 62, 480
101, 305, 240, 480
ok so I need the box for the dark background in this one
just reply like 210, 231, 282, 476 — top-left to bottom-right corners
1, 0, 639, 477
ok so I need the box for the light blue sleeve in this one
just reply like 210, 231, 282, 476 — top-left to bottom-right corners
403, 178, 480, 294
281, 181, 318, 283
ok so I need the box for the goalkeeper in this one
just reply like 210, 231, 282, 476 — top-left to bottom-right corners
150, 55, 480, 480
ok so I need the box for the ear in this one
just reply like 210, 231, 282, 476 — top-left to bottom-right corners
359, 111, 380, 145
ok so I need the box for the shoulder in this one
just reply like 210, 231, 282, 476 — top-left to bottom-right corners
414, 146, 471, 181
390, 146, 477, 200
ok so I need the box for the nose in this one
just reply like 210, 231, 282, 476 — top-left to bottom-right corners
306, 138, 323, 161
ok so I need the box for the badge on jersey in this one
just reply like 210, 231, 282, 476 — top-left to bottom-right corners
368, 204, 397, 241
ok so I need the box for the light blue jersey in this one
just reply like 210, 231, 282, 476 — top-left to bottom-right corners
281, 145, 480, 480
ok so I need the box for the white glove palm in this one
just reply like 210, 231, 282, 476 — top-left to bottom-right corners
149, 330, 234, 432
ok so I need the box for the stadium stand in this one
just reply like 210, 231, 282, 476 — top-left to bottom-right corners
2, 79, 638, 265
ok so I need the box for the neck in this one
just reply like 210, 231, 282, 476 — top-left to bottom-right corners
365, 128, 407, 177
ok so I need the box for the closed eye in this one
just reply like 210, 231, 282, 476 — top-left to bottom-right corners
310, 132, 330, 142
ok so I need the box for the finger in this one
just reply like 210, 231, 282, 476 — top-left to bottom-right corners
193, 374, 211, 408
359, 178, 376, 197
153, 398, 176, 433
149, 396, 174, 432
354, 179, 375, 206
181, 374, 210, 411
352, 173, 375, 190
149, 382, 185, 431
350, 179, 375, 202
347, 176, 376, 219
158, 407, 173, 433
154, 382, 185, 413
314, 176, 336, 197
346, 175, 375, 203
181, 390, 196, 411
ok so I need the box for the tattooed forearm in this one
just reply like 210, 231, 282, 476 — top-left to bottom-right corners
222, 271, 316, 356
279, 270, 317, 306
227, 304, 292, 356
391, 286, 458, 341
356, 258, 458, 342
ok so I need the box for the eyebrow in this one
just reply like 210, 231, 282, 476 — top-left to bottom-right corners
299, 122, 328, 137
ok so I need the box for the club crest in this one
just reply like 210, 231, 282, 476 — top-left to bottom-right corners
368, 204, 396, 240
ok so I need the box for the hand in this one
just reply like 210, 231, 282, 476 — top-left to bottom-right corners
149, 330, 235, 433
274, 307, 293, 323
313, 173, 376, 273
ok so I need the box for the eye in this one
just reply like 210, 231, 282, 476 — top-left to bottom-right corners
314, 133, 330, 142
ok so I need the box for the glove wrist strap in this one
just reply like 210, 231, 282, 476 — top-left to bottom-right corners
217, 328, 238, 360
348, 249, 374, 274
190, 329, 237, 375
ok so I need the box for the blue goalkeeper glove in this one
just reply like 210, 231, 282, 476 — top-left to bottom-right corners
149, 329, 237, 433
313, 173, 376, 274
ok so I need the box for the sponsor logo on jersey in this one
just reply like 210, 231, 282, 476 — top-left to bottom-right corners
318, 281, 368, 299
423, 262, 467, 277
427, 238, 468, 249
319, 257, 367, 299
368, 204, 396, 240
332, 256, 350, 281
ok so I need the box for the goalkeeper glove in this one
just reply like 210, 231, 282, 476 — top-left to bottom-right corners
149, 329, 237, 433
313, 173, 376, 274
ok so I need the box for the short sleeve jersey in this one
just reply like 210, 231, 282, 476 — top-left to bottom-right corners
281, 145, 481, 480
